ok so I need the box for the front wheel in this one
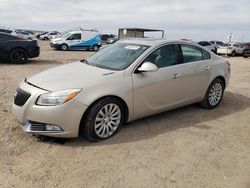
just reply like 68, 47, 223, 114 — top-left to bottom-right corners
231, 51, 236, 57
200, 78, 225, 109
82, 97, 124, 141
61, 44, 68, 51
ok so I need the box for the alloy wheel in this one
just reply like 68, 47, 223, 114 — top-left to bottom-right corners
208, 83, 223, 106
94, 103, 121, 138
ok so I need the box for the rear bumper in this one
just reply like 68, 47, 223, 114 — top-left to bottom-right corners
28, 46, 40, 58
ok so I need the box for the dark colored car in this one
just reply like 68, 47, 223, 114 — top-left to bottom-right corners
36, 32, 48, 39
243, 43, 250, 58
101, 34, 115, 43
0, 32, 40, 64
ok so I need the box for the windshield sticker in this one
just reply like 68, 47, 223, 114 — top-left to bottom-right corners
125, 45, 141, 50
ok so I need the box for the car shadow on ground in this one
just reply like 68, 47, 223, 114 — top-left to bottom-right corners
39, 91, 250, 146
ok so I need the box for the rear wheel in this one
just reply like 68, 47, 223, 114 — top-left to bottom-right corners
9, 48, 28, 64
44, 37, 49, 40
200, 78, 225, 109
92, 45, 99, 52
61, 44, 68, 51
81, 97, 124, 141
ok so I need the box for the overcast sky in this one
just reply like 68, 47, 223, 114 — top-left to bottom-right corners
0, 0, 250, 41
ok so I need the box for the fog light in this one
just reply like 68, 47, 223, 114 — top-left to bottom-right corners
45, 124, 62, 131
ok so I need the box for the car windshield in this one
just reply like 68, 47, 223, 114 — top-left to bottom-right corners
86, 43, 149, 70
61, 32, 71, 38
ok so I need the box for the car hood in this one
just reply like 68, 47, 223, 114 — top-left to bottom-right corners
51, 38, 63, 42
27, 61, 124, 91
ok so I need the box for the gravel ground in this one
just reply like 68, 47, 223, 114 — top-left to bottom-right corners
0, 41, 250, 188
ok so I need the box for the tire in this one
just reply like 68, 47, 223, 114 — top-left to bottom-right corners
231, 51, 236, 57
200, 78, 225, 109
243, 55, 248, 58
61, 44, 68, 51
44, 37, 49, 40
92, 45, 99, 52
9, 48, 28, 64
81, 97, 124, 141
28, 37, 32, 40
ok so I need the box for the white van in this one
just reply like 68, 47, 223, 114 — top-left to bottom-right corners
50, 30, 102, 51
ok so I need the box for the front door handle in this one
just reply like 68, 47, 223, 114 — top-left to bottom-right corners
172, 73, 181, 79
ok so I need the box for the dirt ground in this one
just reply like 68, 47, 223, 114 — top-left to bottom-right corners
0, 41, 250, 188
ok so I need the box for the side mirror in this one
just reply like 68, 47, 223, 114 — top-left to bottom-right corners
137, 62, 158, 72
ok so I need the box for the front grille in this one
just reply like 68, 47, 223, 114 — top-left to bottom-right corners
14, 88, 31, 106
29, 121, 46, 131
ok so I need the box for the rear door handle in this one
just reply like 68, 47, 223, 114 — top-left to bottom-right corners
172, 73, 181, 79
203, 66, 211, 70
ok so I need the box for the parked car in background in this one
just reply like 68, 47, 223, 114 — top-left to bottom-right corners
0, 28, 19, 37
0, 32, 40, 64
210, 41, 225, 48
198, 41, 217, 53
50, 30, 102, 51
243, 43, 250, 58
107, 36, 119, 44
39, 31, 60, 40
16, 30, 36, 40
36, 32, 48, 39
217, 43, 243, 56
101, 34, 115, 43
13, 39, 230, 141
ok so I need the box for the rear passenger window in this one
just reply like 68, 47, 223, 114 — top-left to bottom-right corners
181, 44, 210, 63
202, 49, 211, 60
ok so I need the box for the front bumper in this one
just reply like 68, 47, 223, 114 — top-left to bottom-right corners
12, 82, 88, 138
50, 42, 61, 49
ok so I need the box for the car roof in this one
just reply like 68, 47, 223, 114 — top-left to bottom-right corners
68, 30, 99, 34
118, 38, 200, 47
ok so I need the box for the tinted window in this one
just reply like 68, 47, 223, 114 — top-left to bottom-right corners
0, 29, 12, 34
202, 50, 211, 60
198, 41, 211, 46
143, 44, 178, 68
0, 33, 18, 40
68, 33, 81, 40
181, 44, 203, 63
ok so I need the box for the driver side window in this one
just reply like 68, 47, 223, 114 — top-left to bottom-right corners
68, 33, 81, 40
143, 44, 178, 68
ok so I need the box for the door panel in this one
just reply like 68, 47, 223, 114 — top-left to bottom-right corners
132, 44, 182, 119
132, 67, 182, 119
179, 61, 210, 102
179, 44, 211, 102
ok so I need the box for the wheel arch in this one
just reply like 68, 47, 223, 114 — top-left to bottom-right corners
9, 47, 28, 58
79, 95, 129, 135
215, 75, 226, 88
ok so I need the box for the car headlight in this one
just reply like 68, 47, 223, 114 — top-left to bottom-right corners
36, 89, 81, 106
